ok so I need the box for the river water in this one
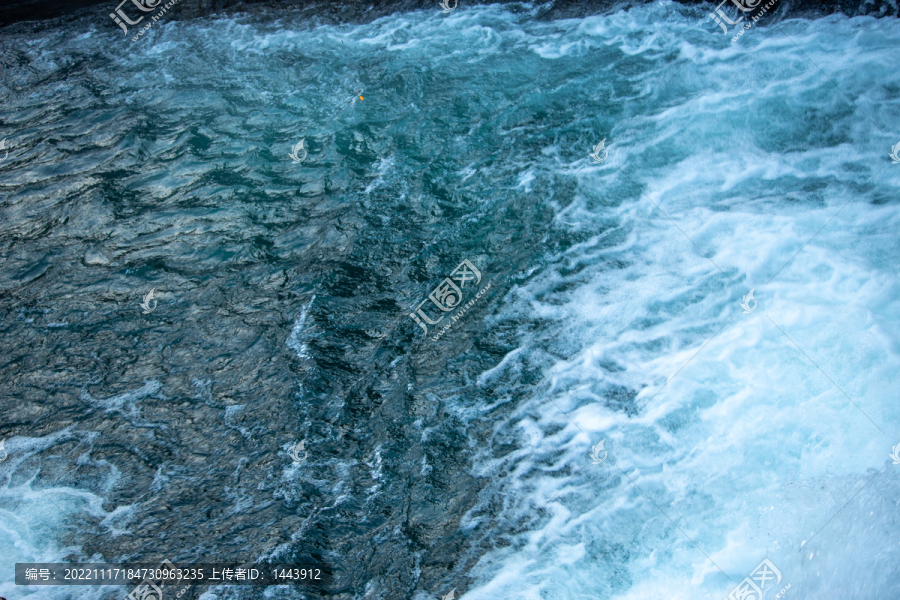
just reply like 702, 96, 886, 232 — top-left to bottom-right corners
1, 2, 899, 599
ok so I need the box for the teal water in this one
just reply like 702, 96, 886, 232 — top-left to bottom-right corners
0, 2, 899, 599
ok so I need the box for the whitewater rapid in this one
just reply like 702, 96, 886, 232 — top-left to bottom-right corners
447, 6, 900, 600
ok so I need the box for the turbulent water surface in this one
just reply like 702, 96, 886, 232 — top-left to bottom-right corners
1, 1, 899, 599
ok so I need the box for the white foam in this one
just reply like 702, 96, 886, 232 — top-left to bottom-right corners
453, 6, 900, 600
287, 295, 316, 359
0, 429, 136, 598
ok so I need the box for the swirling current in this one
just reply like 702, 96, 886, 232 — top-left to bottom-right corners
1, 1, 899, 599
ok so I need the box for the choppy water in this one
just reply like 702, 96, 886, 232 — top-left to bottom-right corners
1, 1, 899, 599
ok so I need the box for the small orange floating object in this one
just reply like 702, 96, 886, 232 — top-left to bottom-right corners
359, 96, 364, 101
